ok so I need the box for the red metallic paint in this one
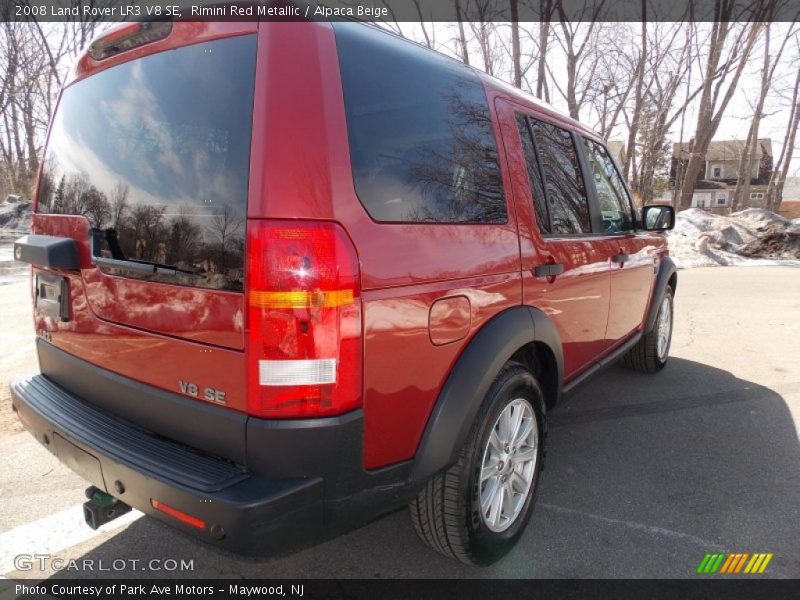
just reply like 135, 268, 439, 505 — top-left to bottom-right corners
31, 21, 668, 473
429, 296, 472, 346
493, 97, 615, 378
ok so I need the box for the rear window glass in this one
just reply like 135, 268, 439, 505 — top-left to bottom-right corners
333, 23, 507, 224
37, 35, 257, 291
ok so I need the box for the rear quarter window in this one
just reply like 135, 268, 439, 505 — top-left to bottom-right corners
333, 23, 506, 224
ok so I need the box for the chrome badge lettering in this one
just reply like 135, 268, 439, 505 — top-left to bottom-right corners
178, 380, 226, 405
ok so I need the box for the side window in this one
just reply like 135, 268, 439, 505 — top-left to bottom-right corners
528, 119, 591, 235
515, 113, 550, 234
582, 138, 635, 233
333, 23, 507, 224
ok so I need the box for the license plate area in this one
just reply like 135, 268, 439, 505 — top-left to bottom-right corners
35, 271, 69, 321
52, 433, 106, 491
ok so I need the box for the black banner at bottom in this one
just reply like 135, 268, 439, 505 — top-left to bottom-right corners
2, 579, 800, 600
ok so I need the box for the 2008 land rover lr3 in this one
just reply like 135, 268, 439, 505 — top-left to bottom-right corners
12, 19, 676, 565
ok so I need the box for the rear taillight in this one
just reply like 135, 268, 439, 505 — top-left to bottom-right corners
245, 220, 362, 418
88, 22, 172, 61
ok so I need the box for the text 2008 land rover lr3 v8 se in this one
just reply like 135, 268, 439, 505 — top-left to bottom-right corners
11, 19, 676, 565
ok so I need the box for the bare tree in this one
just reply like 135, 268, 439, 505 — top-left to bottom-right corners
0, 19, 102, 199
676, 6, 766, 210
208, 204, 245, 273
509, 0, 522, 87
109, 182, 130, 231
766, 62, 800, 211
467, 0, 506, 77
454, 0, 470, 65
535, 0, 553, 101
731, 20, 797, 210
630, 21, 697, 201
550, 0, 608, 120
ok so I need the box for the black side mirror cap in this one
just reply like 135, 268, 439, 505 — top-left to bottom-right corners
641, 205, 676, 232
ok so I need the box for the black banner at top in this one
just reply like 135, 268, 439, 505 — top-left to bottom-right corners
2, 0, 800, 23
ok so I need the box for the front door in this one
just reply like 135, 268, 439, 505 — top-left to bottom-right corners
579, 137, 656, 342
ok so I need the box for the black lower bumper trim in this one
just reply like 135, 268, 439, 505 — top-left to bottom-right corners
11, 375, 323, 555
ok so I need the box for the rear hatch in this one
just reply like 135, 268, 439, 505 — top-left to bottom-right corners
33, 26, 257, 398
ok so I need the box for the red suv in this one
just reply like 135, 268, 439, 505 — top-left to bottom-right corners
12, 20, 676, 565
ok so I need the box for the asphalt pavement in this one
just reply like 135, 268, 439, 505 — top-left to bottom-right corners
1, 266, 798, 579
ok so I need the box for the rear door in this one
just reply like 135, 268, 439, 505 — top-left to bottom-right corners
32, 25, 258, 410
497, 100, 614, 378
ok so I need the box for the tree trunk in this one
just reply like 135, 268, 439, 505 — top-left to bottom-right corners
731, 23, 789, 211
624, 19, 647, 182
536, 1, 550, 102
678, 19, 762, 210
454, 0, 470, 65
510, 0, 521, 88
766, 66, 800, 212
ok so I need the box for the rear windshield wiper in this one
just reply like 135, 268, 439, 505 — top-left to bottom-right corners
89, 228, 200, 277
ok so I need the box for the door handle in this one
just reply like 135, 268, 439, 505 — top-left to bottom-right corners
611, 252, 629, 264
534, 263, 564, 277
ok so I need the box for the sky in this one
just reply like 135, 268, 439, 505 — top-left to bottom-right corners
77, 19, 800, 181
389, 21, 799, 178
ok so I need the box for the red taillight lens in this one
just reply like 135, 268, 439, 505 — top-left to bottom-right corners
88, 22, 172, 61
245, 220, 362, 418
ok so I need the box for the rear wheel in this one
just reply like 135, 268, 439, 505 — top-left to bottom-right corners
623, 287, 674, 373
409, 363, 546, 565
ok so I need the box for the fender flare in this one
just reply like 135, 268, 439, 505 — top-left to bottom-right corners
644, 256, 677, 333
409, 306, 563, 483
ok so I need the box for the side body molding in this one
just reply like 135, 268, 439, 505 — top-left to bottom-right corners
410, 306, 563, 483
644, 256, 677, 333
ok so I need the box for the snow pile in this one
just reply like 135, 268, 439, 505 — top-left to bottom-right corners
667, 208, 800, 269
0, 196, 32, 285
0, 195, 32, 236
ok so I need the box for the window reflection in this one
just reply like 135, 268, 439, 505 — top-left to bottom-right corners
334, 23, 506, 224
37, 35, 257, 291
528, 120, 590, 235
583, 138, 634, 233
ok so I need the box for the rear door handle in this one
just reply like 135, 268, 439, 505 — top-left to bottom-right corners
611, 253, 629, 264
534, 263, 564, 277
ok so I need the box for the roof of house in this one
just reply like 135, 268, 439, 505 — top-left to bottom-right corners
672, 139, 773, 161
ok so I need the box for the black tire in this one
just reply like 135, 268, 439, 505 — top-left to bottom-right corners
623, 287, 674, 373
409, 363, 546, 565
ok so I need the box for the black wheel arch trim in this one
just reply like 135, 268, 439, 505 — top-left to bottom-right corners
644, 256, 677, 333
409, 306, 563, 483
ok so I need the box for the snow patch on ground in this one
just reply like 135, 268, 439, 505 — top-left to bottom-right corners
667, 208, 800, 269
0, 197, 32, 285
0, 196, 31, 235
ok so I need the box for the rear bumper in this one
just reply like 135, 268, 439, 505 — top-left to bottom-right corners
11, 373, 325, 555
11, 341, 417, 555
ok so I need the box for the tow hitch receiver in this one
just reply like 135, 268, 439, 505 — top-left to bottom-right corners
83, 486, 131, 530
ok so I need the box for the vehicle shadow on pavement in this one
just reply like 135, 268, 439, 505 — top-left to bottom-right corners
35, 358, 800, 579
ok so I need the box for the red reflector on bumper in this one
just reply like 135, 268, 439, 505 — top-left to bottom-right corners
150, 499, 206, 529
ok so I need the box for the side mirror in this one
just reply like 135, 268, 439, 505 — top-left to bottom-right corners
641, 205, 675, 231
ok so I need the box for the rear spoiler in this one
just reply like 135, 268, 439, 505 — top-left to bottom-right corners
14, 235, 80, 270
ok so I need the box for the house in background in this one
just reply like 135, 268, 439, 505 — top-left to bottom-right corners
779, 176, 800, 218
669, 138, 773, 212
